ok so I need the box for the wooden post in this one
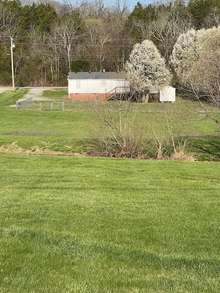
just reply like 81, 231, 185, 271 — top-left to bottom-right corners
10, 37, 15, 90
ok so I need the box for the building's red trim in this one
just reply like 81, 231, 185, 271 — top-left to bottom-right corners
69, 93, 111, 101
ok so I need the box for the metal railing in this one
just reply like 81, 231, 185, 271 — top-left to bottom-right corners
105, 86, 131, 99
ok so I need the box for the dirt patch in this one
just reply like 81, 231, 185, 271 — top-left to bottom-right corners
0, 143, 85, 157
170, 150, 195, 161
0, 142, 196, 161
0, 87, 12, 93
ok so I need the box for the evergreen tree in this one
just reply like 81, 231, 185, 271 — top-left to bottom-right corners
189, 0, 220, 28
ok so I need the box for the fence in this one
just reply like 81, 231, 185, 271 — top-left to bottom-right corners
16, 96, 34, 109
16, 98, 65, 111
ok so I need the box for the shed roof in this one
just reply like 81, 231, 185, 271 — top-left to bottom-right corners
68, 72, 126, 80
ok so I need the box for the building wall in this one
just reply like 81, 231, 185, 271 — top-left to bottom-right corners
68, 78, 130, 101
160, 86, 176, 102
69, 93, 112, 101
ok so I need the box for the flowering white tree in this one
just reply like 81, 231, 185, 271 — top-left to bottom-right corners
171, 27, 220, 102
170, 28, 207, 84
125, 40, 172, 92
170, 27, 220, 84
187, 27, 220, 108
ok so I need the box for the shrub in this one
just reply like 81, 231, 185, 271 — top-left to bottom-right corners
91, 100, 192, 160
92, 100, 147, 158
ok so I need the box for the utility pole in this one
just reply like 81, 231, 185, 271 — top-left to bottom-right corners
10, 37, 15, 90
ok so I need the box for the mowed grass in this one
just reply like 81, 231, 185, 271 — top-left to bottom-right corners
0, 155, 220, 292
0, 89, 219, 157
0, 90, 98, 152
43, 88, 68, 100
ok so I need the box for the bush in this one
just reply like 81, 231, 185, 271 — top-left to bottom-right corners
92, 100, 147, 158
91, 100, 192, 160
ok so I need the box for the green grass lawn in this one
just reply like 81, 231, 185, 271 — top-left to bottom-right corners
0, 90, 98, 152
0, 89, 219, 158
0, 90, 220, 291
43, 88, 68, 100
0, 155, 220, 292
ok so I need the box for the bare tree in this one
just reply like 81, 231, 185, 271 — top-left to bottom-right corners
113, 0, 128, 17
0, 1, 20, 37
53, 12, 82, 72
92, 96, 147, 158
204, 7, 220, 28
133, 9, 191, 62
84, 19, 112, 71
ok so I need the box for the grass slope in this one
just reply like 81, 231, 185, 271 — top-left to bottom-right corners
0, 90, 219, 157
0, 155, 220, 292
43, 88, 68, 99
0, 89, 27, 106
0, 90, 97, 152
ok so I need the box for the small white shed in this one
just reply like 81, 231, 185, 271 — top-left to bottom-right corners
160, 86, 176, 103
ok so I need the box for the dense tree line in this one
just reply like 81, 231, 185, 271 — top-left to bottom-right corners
0, 0, 219, 86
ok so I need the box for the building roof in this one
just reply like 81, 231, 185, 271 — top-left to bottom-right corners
68, 72, 126, 80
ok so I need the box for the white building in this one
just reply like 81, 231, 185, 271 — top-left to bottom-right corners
68, 72, 176, 102
68, 72, 130, 101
